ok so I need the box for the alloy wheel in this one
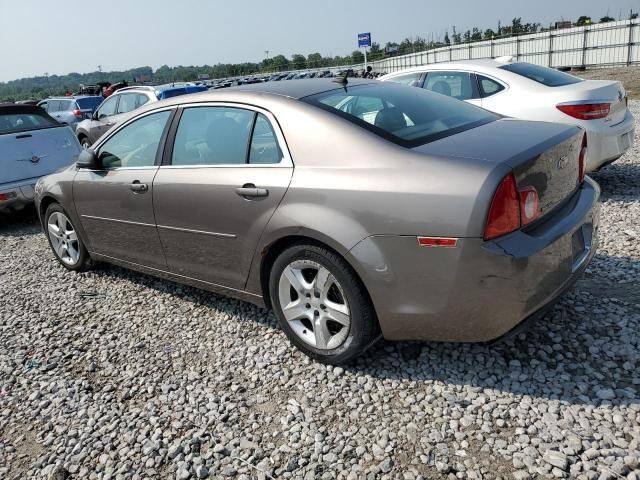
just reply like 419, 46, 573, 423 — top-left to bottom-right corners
278, 259, 351, 350
47, 212, 80, 266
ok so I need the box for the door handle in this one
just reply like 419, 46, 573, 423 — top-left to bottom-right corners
235, 184, 269, 198
130, 181, 148, 193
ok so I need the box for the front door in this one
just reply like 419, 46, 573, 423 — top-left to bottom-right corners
88, 95, 119, 143
153, 105, 293, 290
74, 109, 173, 269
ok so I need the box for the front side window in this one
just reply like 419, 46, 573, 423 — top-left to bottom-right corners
117, 93, 138, 114
249, 114, 283, 164
302, 83, 497, 148
98, 110, 171, 169
423, 71, 475, 100
172, 107, 254, 166
499, 62, 582, 87
97, 96, 118, 119
478, 75, 505, 97
385, 72, 422, 87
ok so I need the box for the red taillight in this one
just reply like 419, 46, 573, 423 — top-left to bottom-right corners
556, 103, 611, 120
484, 174, 520, 240
518, 186, 540, 226
578, 133, 587, 183
72, 109, 83, 119
484, 174, 542, 240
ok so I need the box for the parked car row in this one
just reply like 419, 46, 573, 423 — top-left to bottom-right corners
3, 59, 634, 363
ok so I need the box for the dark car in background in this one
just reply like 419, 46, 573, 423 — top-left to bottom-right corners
37, 96, 103, 130
1, 103, 80, 213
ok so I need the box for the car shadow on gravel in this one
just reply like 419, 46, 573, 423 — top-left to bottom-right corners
87, 251, 638, 409
0, 207, 41, 237
347, 253, 639, 408
590, 164, 640, 199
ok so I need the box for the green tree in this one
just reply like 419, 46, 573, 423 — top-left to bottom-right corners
483, 28, 496, 40
291, 54, 306, 70
444, 31, 451, 45
269, 55, 289, 71
351, 50, 365, 63
471, 28, 483, 41
576, 16, 593, 26
306, 53, 323, 69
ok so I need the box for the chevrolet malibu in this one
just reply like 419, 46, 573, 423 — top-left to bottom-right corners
35, 79, 599, 364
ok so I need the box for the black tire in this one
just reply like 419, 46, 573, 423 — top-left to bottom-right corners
44, 203, 92, 272
78, 135, 92, 149
269, 243, 380, 364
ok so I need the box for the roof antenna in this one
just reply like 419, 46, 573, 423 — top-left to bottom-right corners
333, 72, 348, 85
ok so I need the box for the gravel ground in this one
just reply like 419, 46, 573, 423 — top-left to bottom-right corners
1, 104, 639, 480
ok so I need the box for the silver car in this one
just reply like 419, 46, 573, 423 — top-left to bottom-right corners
35, 79, 599, 363
36, 96, 103, 130
1, 103, 81, 213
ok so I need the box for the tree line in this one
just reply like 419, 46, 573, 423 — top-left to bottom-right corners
1, 13, 636, 102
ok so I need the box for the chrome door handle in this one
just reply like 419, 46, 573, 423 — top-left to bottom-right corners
130, 181, 148, 193
236, 184, 269, 198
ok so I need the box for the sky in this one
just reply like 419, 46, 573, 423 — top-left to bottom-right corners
0, 0, 638, 82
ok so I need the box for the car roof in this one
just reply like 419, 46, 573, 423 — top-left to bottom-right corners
381, 58, 509, 77
226, 78, 377, 99
0, 103, 49, 115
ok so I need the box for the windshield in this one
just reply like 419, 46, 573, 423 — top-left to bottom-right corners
302, 83, 497, 147
76, 97, 103, 110
499, 62, 583, 87
0, 112, 58, 134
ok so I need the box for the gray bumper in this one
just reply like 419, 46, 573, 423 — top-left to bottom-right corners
347, 178, 600, 342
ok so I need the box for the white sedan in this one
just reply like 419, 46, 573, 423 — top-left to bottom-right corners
380, 58, 635, 172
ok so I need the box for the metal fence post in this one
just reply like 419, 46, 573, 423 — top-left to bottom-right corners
581, 27, 588, 68
628, 20, 634, 66
490, 39, 494, 58
516, 35, 520, 60
548, 33, 553, 67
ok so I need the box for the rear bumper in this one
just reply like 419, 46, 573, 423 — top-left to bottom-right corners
347, 178, 600, 342
584, 109, 635, 171
0, 179, 37, 212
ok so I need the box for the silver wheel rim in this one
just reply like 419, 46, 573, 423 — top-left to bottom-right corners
81, 140, 90, 149
47, 211, 80, 266
278, 259, 351, 350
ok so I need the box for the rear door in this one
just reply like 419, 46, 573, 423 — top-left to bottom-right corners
153, 104, 293, 289
0, 110, 80, 186
73, 109, 173, 268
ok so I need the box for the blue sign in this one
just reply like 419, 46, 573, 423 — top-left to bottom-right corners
358, 32, 371, 48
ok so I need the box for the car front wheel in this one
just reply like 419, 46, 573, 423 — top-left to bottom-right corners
45, 203, 92, 271
79, 136, 92, 149
269, 243, 380, 364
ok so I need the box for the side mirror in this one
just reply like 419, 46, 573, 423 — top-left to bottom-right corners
76, 148, 99, 169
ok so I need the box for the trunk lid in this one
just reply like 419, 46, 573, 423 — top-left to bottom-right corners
0, 125, 81, 185
555, 80, 627, 125
415, 118, 584, 220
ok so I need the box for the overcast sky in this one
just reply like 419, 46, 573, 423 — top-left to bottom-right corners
0, 0, 637, 82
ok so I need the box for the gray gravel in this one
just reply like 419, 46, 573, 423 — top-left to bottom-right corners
1, 102, 639, 480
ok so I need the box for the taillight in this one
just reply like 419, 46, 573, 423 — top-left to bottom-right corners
484, 174, 541, 240
518, 187, 540, 226
72, 109, 83, 119
484, 174, 520, 240
578, 133, 587, 183
556, 103, 611, 120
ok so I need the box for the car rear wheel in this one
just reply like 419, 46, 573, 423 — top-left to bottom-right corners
269, 243, 380, 364
45, 203, 92, 271
79, 136, 92, 149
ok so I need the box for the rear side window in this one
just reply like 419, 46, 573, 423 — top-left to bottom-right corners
478, 75, 505, 97
135, 94, 149, 108
117, 94, 138, 114
302, 84, 497, 148
172, 107, 254, 166
385, 72, 422, 87
423, 71, 476, 100
0, 112, 58, 134
499, 62, 582, 87
249, 114, 283, 164
46, 100, 61, 112
59, 100, 74, 111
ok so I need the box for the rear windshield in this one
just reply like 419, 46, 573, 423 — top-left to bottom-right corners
499, 62, 583, 87
0, 112, 58, 134
76, 97, 103, 110
302, 83, 497, 147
